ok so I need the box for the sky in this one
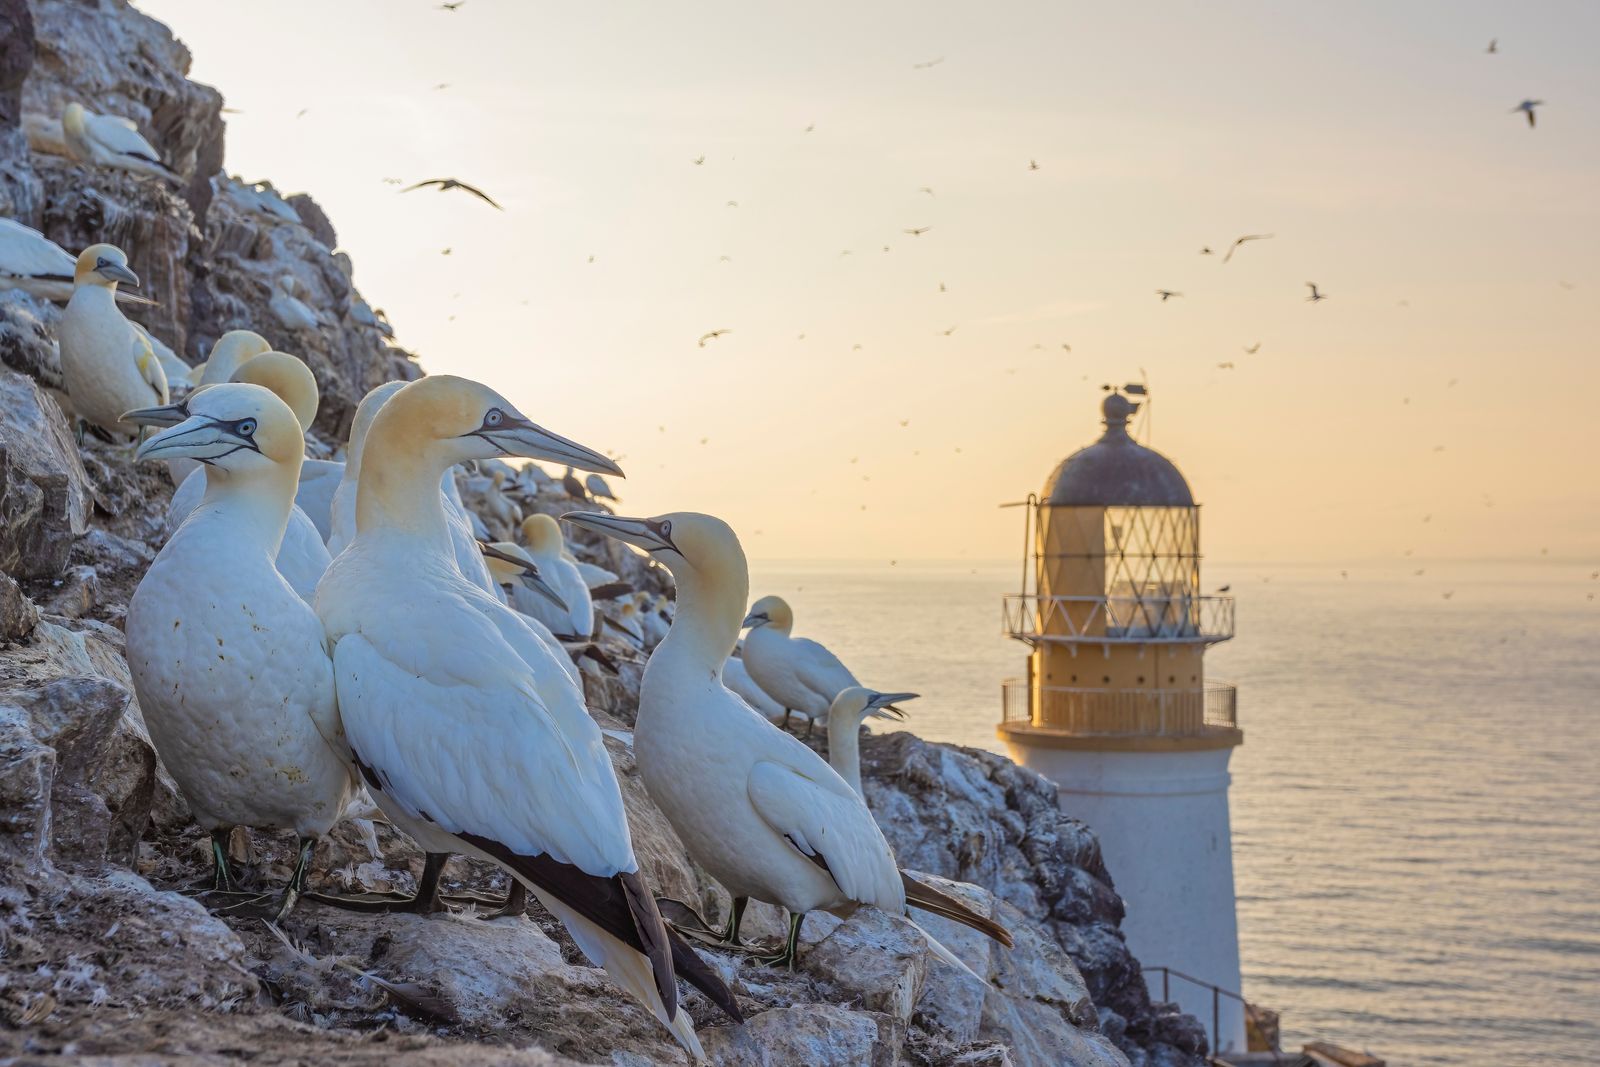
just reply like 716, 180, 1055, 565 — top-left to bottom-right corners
137, 0, 1600, 564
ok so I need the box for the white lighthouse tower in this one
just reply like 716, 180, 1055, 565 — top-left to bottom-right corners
997, 390, 1246, 1053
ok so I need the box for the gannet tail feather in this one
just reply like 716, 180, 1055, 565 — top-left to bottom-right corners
906, 916, 993, 988
669, 926, 745, 1022
900, 870, 1014, 947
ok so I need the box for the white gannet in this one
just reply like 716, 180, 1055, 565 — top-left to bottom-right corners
638, 592, 671, 647
740, 594, 860, 734
126, 383, 355, 918
478, 540, 583, 686
826, 687, 918, 800
58, 244, 167, 439
62, 102, 175, 179
152, 353, 332, 603
165, 330, 274, 487
585, 472, 618, 501
314, 376, 738, 1052
0, 219, 156, 307
563, 510, 1011, 968
270, 275, 320, 332
724, 642, 788, 726
517, 514, 594, 640
327, 381, 407, 558
131, 324, 197, 390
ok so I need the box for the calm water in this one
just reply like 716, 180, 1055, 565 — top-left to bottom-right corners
747, 558, 1600, 1067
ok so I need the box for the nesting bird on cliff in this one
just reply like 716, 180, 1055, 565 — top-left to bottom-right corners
0, 219, 149, 307
723, 643, 790, 726
515, 514, 594, 640
58, 244, 167, 441
477, 541, 583, 686
61, 103, 176, 179
740, 594, 861, 735
126, 384, 356, 919
564, 510, 1011, 970
313, 377, 738, 1054
826, 687, 918, 800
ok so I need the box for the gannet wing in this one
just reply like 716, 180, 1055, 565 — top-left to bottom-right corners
131, 327, 170, 405
87, 111, 164, 164
0, 218, 75, 280
294, 459, 342, 542
747, 759, 903, 908
790, 636, 861, 705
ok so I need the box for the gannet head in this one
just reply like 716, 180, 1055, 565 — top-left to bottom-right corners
200, 330, 272, 386
478, 540, 568, 610
62, 102, 86, 133
562, 511, 739, 579
73, 244, 139, 289
521, 513, 565, 554
740, 595, 793, 633
828, 686, 919, 727
132, 383, 302, 473
347, 380, 408, 454
374, 376, 624, 474
233, 351, 318, 431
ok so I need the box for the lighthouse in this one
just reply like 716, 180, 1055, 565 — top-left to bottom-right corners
998, 389, 1246, 1052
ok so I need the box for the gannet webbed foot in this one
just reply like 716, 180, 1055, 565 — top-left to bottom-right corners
721, 895, 749, 948
753, 911, 805, 971
468, 880, 527, 920
214, 835, 315, 924
181, 827, 243, 896
306, 851, 452, 915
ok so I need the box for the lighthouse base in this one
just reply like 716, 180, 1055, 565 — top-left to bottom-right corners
1001, 733, 1247, 1054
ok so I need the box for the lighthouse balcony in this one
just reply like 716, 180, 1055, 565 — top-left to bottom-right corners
1003, 593, 1234, 647
1001, 678, 1239, 741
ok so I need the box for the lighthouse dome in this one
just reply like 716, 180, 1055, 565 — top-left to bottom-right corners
1042, 393, 1193, 507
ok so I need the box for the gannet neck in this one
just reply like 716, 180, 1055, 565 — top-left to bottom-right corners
194, 459, 300, 555
656, 554, 749, 676
71, 278, 117, 303
828, 717, 865, 797
355, 399, 453, 546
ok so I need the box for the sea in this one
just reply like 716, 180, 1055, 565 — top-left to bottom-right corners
746, 558, 1600, 1067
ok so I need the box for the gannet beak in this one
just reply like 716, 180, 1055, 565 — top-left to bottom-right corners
97, 262, 140, 287
741, 610, 769, 629
474, 541, 569, 611
562, 512, 678, 555
134, 414, 261, 464
121, 401, 190, 428
866, 691, 919, 721
472, 415, 623, 478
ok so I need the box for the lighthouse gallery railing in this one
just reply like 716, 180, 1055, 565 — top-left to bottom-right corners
1002, 593, 1234, 645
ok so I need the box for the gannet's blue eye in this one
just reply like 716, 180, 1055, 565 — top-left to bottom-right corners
660, 520, 672, 538
236, 418, 257, 437
484, 408, 504, 427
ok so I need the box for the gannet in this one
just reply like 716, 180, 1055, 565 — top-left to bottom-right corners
740, 595, 860, 734
0, 219, 150, 306
327, 381, 406, 557
477, 468, 523, 535
165, 330, 274, 488
126, 384, 355, 919
564, 511, 1011, 969
724, 643, 788, 726
638, 593, 671, 647
132, 324, 197, 390
826, 688, 917, 800
151, 353, 332, 602
606, 599, 646, 647
62, 103, 175, 179
270, 275, 320, 331
585, 472, 618, 501
517, 514, 593, 639
314, 376, 737, 1052
478, 540, 583, 686
58, 244, 167, 439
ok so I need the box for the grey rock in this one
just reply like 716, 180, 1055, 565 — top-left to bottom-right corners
0, 571, 38, 641
0, 0, 33, 129
0, 366, 90, 580
805, 906, 928, 1023
702, 1003, 901, 1067
0, 288, 63, 388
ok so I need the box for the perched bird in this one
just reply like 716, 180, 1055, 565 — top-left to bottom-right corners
827, 688, 917, 799
563, 511, 1011, 969
58, 244, 167, 439
61, 103, 175, 179
477, 542, 582, 686
724, 644, 789, 726
127, 384, 355, 918
561, 465, 589, 501
697, 329, 730, 348
0, 219, 148, 306
133, 325, 196, 391
270, 275, 320, 331
740, 594, 860, 735
327, 382, 405, 558
1511, 99, 1543, 127
315, 377, 735, 1053
402, 178, 502, 209
585, 472, 618, 501
1223, 233, 1274, 263
1306, 282, 1327, 302
146, 352, 333, 603
637, 593, 672, 647
1155, 289, 1182, 301
516, 514, 594, 640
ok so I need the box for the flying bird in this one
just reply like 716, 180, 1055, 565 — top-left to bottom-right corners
1486, 39, 1497, 54
1306, 282, 1327, 302
919, 186, 935, 196
402, 178, 502, 209
1223, 233, 1274, 263
691, 155, 706, 165
1217, 362, 1235, 370
903, 227, 931, 236
941, 324, 958, 336
1199, 246, 1214, 255
1243, 343, 1261, 354
437, 1, 464, 10
1028, 159, 1040, 171
1511, 100, 1542, 127
803, 124, 815, 133
1156, 289, 1182, 301
697, 329, 730, 347
912, 56, 945, 70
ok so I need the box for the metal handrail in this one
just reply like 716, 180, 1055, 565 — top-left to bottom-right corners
1143, 965, 1279, 1060
1002, 679, 1237, 736
1003, 593, 1234, 645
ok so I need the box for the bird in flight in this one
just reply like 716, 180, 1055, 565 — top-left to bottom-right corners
913, 56, 945, 70
403, 178, 502, 209
1223, 233, 1274, 263
1155, 289, 1183, 301
1243, 342, 1261, 354
697, 329, 730, 348
691, 155, 706, 165
1511, 99, 1543, 127
1486, 38, 1498, 54
1061, 343, 1071, 352
1200, 246, 1214, 255
437, 0, 465, 9
941, 324, 958, 336
1028, 159, 1040, 171
903, 227, 931, 236
1217, 361, 1235, 370
1216, 584, 1231, 593
938, 281, 947, 293
803, 123, 815, 133
434, 82, 451, 91
1305, 282, 1327, 302
920, 186, 935, 196
380, 177, 402, 185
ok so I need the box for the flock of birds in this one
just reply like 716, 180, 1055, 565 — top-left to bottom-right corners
0, 116, 1014, 1060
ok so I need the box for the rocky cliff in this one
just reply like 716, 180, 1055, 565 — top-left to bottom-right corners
0, 3, 1206, 1065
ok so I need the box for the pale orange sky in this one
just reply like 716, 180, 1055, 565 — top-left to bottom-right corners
139, 0, 1599, 563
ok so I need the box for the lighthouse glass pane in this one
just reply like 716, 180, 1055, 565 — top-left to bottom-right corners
1102, 506, 1200, 636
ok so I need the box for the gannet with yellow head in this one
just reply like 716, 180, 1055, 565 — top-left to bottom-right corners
162, 330, 273, 487
57, 244, 167, 439
126, 384, 356, 919
62, 102, 175, 179
313, 376, 738, 1055
478, 539, 582, 686
515, 513, 594, 640
563, 510, 1012, 970
825, 687, 918, 799
740, 594, 862, 735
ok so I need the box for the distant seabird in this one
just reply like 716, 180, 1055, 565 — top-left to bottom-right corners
127, 384, 356, 919
1486, 38, 1497, 54
1306, 282, 1327, 302
697, 328, 730, 347
1244, 343, 1261, 354
903, 227, 931, 236
827, 688, 917, 799
315, 377, 737, 1052
561, 465, 589, 501
270, 276, 320, 331
563, 511, 1011, 970
1223, 233, 1274, 263
516, 514, 595, 640
741, 595, 861, 735
402, 178, 502, 209
1156, 289, 1182, 301
61, 103, 175, 179
585, 473, 618, 501
58, 244, 167, 439
1511, 99, 1543, 127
